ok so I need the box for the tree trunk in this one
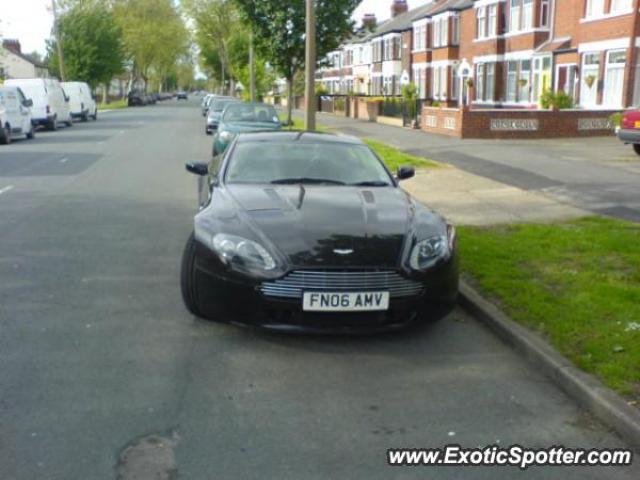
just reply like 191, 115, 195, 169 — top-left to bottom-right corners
287, 75, 294, 126
102, 83, 108, 104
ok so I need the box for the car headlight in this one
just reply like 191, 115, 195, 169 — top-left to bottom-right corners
219, 131, 235, 142
212, 233, 276, 271
409, 227, 455, 271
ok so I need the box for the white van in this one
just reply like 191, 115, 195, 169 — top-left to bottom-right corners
61, 81, 97, 121
0, 86, 35, 144
4, 78, 72, 130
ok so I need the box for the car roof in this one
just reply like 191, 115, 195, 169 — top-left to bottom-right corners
236, 131, 364, 146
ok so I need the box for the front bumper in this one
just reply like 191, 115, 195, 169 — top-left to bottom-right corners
617, 128, 640, 144
31, 115, 55, 126
192, 244, 458, 334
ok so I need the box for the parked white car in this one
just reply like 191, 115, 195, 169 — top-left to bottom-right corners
62, 81, 97, 121
4, 78, 72, 130
0, 86, 35, 144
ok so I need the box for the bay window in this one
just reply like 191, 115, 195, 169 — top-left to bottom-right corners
510, 0, 534, 32
475, 63, 496, 102
477, 7, 487, 38
413, 24, 427, 51
603, 50, 626, 108
488, 4, 497, 36
509, 0, 521, 31
610, 0, 632, 13
432, 16, 448, 47
585, 0, 604, 17
580, 53, 600, 107
518, 59, 531, 102
506, 61, 518, 102
540, 0, 550, 27
452, 15, 460, 45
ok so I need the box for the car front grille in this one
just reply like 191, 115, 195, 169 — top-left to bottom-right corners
260, 270, 425, 299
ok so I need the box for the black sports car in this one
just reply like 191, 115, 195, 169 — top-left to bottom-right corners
181, 132, 458, 333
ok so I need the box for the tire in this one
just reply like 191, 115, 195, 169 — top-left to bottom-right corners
0, 124, 11, 145
81, 113, 89, 122
47, 118, 58, 131
92, 109, 98, 121
26, 124, 35, 140
633, 144, 640, 156
180, 232, 209, 319
65, 118, 73, 127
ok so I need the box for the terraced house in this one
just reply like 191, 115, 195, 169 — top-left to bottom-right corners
317, 0, 640, 137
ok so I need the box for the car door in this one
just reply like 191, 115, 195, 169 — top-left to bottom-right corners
3, 89, 22, 133
15, 88, 32, 133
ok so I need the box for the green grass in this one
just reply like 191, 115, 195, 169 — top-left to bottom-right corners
97, 99, 127, 111
364, 139, 439, 171
458, 217, 640, 398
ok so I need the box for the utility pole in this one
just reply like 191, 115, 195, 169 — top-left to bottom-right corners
51, 0, 65, 81
304, 0, 316, 131
249, 30, 256, 102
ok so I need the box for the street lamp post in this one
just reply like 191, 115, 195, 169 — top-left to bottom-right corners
51, 0, 66, 81
304, 0, 316, 131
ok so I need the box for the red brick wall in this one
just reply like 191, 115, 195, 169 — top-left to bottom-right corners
422, 106, 617, 139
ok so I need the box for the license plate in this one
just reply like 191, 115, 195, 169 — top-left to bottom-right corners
634, 121, 640, 128
302, 291, 390, 312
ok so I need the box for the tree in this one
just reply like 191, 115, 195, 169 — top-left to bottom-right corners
47, 0, 124, 91
234, 0, 360, 124
184, 0, 240, 94
112, 0, 189, 92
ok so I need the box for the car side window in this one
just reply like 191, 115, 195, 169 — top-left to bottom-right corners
16, 88, 26, 104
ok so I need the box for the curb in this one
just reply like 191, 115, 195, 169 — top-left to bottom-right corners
458, 280, 640, 451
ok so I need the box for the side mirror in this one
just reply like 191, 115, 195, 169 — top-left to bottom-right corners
23, 99, 33, 107
185, 162, 209, 176
396, 166, 415, 181
64, 95, 70, 102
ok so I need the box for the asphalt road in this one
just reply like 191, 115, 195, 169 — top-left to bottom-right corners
0, 99, 637, 479
308, 112, 640, 222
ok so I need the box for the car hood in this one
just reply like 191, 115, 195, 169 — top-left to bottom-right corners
225, 184, 413, 268
221, 122, 282, 133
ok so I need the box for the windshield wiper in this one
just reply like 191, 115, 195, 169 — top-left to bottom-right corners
350, 180, 391, 187
271, 178, 346, 185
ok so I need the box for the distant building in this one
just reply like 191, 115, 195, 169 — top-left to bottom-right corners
0, 40, 50, 80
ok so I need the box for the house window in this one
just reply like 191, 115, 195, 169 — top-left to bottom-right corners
556, 64, 577, 100
451, 67, 459, 99
610, 0, 632, 13
476, 63, 485, 100
540, 0, 550, 27
488, 4, 497, 36
432, 66, 448, 99
603, 50, 626, 107
532, 56, 552, 103
477, 7, 487, 38
580, 53, 600, 107
585, 0, 604, 17
519, 59, 531, 102
476, 63, 496, 102
506, 60, 518, 102
414, 67, 427, 99
510, 0, 533, 32
413, 24, 427, 51
432, 17, 448, 47
509, 0, 521, 31
451, 15, 460, 45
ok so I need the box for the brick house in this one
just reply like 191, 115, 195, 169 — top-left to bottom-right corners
0, 40, 50, 80
319, 0, 640, 110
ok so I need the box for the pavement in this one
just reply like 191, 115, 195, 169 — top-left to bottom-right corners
0, 99, 638, 479
306, 110, 640, 224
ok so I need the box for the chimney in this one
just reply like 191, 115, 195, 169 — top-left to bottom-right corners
2, 39, 22, 54
362, 13, 377, 31
391, 0, 408, 18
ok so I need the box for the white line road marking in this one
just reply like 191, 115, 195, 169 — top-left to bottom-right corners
60, 157, 68, 163
0, 185, 15, 195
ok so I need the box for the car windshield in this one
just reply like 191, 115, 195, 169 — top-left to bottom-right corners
210, 99, 235, 113
225, 141, 393, 186
222, 104, 279, 124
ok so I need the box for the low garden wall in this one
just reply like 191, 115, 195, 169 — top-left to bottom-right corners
422, 106, 618, 139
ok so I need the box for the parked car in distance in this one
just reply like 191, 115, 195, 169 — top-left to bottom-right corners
182, 131, 458, 333
128, 89, 146, 106
0, 86, 35, 144
61, 81, 97, 122
201, 94, 215, 116
212, 102, 282, 156
205, 97, 239, 135
177, 91, 188, 100
4, 78, 72, 130
617, 110, 640, 155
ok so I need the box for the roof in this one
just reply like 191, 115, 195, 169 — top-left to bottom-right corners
1, 45, 48, 69
368, 0, 474, 38
236, 131, 364, 145
536, 37, 574, 53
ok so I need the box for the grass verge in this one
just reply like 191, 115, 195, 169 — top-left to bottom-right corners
98, 99, 127, 111
364, 139, 439, 171
458, 216, 640, 400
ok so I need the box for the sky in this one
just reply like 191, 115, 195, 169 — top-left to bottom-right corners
0, 0, 433, 56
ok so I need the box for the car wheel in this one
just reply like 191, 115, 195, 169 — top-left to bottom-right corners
0, 124, 11, 145
92, 110, 98, 121
180, 232, 209, 320
26, 124, 35, 139
81, 113, 89, 122
633, 144, 640, 156
48, 118, 58, 131
66, 118, 73, 127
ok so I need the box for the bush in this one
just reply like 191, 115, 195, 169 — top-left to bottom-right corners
334, 97, 346, 111
609, 112, 623, 128
540, 89, 574, 110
